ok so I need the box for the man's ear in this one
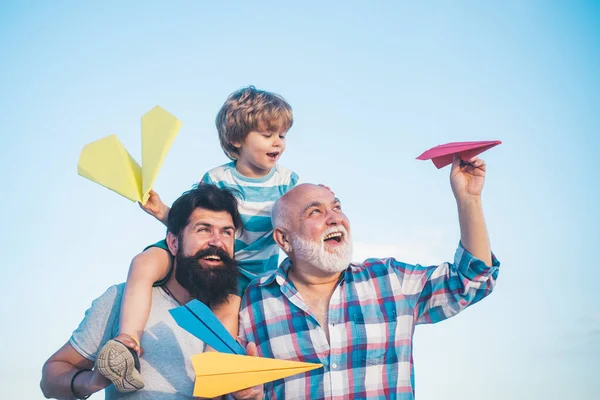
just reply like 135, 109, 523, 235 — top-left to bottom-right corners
231, 140, 242, 149
273, 227, 292, 253
166, 232, 179, 257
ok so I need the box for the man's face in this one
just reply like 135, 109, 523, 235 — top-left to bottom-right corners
174, 208, 238, 306
287, 185, 353, 274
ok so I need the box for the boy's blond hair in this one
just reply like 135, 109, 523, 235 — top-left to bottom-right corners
216, 86, 293, 160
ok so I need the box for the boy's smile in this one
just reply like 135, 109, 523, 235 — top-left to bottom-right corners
234, 130, 286, 178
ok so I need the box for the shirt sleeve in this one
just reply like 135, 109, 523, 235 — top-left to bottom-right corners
69, 285, 122, 361
200, 171, 214, 185
391, 242, 500, 324
290, 171, 301, 187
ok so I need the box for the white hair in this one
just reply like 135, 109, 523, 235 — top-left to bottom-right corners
291, 226, 353, 274
271, 189, 296, 232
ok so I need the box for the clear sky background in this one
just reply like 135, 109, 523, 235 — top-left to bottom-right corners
1, 1, 598, 399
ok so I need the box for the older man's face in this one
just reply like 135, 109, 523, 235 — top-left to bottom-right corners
288, 185, 353, 273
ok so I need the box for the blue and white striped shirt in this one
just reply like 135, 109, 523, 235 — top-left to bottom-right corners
201, 162, 300, 294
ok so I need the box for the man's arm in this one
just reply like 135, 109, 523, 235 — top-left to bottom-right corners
391, 156, 498, 324
451, 155, 492, 265
41, 285, 121, 399
40, 342, 109, 399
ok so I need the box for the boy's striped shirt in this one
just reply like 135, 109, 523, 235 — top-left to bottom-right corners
201, 162, 300, 294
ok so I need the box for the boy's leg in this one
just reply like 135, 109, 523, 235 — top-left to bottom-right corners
97, 241, 173, 392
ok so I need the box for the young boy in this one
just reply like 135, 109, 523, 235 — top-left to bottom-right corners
96, 86, 300, 392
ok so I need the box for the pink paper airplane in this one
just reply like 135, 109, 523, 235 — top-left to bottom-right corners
416, 140, 502, 169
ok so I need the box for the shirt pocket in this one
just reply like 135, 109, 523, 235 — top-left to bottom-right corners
350, 308, 397, 365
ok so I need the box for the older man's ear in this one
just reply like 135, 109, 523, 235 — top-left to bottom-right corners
273, 228, 292, 253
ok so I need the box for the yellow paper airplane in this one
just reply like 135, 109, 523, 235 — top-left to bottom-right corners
191, 352, 322, 397
77, 106, 182, 204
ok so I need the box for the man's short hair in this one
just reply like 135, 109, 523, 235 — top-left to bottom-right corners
271, 194, 290, 231
215, 85, 293, 160
167, 184, 243, 236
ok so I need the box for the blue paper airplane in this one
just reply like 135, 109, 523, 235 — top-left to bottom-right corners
169, 299, 245, 355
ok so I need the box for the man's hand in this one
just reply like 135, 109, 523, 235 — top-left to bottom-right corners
231, 342, 263, 400
138, 190, 169, 223
450, 155, 486, 201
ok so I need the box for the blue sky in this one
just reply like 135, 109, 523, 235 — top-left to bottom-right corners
1, 1, 598, 398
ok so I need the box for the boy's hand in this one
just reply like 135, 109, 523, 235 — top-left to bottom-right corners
114, 333, 143, 356
139, 190, 168, 222
231, 342, 263, 400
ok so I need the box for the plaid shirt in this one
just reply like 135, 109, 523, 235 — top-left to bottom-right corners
238, 243, 500, 400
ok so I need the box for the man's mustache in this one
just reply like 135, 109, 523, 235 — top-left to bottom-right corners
192, 246, 235, 265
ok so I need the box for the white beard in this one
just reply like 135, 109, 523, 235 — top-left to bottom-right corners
291, 228, 353, 274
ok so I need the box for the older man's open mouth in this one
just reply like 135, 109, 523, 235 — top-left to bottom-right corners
323, 231, 344, 245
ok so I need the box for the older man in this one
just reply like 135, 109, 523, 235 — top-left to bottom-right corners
41, 184, 251, 399
239, 156, 500, 399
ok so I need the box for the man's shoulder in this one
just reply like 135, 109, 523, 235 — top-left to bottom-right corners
347, 257, 409, 279
240, 271, 278, 306
90, 283, 126, 306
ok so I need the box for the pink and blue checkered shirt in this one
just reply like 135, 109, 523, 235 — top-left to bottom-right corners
238, 243, 500, 400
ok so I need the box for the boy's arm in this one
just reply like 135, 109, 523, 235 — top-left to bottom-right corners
138, 190, 170, 226
41, 342, 109, 399
118, 247, 173, 349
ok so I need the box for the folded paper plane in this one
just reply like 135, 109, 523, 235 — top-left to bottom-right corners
77, 106, 181, 204
416, 140, 501, 169
190, 352, 322, 398
169, 299, 323, 397
169, 299, 246, 355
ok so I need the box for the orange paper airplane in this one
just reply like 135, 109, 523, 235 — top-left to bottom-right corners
191, 352, 322, 397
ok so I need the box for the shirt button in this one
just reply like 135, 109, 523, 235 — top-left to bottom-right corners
332, 363, 338, 369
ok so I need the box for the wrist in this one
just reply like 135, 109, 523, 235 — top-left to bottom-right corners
85, 369, 110, 394
455, 194, 482, 208
71, 369, 93, 399
158, 205, 170, 223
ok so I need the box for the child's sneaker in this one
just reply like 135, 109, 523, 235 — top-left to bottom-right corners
96, 338, 144, 392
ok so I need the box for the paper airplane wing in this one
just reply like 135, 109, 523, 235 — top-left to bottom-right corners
416, 140, 501, 169
77, 134, 143, 202
191, 352, 322, 397
140, 106, 182, 204
169, 299, 245, 355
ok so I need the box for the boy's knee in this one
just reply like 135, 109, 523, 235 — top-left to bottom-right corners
130, 247, 170, 271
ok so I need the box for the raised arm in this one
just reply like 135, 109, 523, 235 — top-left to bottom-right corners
40, 342, 109, 399
391, 156, 499, 324
138, 190, 170, 226
450, 155, 492, 266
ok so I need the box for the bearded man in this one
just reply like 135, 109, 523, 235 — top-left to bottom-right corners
238, 156, 501, 400
41, 184, 247, 399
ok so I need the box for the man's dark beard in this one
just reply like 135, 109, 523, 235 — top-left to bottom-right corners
175, 245, 238, 308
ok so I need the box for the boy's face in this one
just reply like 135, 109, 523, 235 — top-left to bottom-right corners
233, 130, 286, 178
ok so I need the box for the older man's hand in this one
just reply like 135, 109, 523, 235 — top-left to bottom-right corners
231, 342, 264, 400
450, 155, 486, 201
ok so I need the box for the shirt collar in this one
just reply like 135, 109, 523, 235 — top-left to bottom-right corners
259, 257, 358, 288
